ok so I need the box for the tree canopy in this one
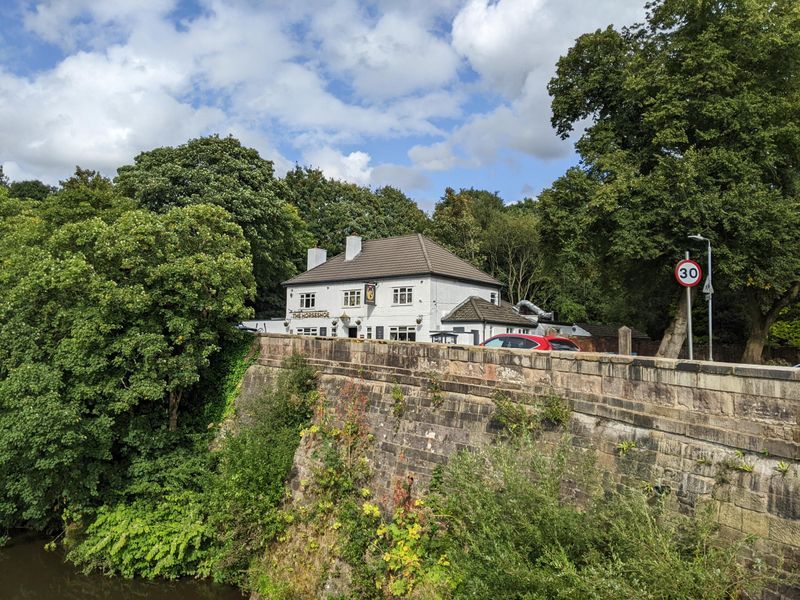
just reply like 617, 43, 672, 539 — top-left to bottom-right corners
115, 136, 309, 316
0, 172, 253, 530
282, 166, 428, 255
8, 179, 56, 201
543, 0, 800, 362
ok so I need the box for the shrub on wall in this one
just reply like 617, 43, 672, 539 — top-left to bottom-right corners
428, 435, 776, 599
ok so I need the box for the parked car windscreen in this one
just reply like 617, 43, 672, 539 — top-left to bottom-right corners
483, 338, 504, 348
548, 339, 580, 352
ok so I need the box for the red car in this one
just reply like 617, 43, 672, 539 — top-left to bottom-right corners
481, 333, 580, 352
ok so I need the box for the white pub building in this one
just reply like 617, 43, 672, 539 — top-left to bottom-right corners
244, 233, 540, 344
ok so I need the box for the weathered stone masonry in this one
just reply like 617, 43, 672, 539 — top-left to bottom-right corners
244, 334, 800, 598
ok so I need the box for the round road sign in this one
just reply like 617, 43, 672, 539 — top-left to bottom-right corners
675, 259, 703, 287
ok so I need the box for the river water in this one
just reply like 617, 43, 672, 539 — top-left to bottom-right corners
0, 539, 244, 600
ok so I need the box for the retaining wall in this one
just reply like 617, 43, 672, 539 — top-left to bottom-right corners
243, 334, 800, 598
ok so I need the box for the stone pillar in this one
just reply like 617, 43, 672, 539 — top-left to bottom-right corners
618, 326, 632, 356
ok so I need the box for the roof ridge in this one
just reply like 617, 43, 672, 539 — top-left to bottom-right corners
468, 296, 481, 320
420, 236, 499, 284
418, 233, 432, 271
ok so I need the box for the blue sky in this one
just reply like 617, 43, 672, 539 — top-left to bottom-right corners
0, 0, 645, 210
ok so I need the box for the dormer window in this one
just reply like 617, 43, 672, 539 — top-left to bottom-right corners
490, 292, 497, 305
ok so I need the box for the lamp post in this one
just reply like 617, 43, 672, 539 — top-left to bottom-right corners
688, 234, 713, 361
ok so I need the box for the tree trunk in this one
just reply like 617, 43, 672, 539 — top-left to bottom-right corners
169, 389, 183, 432
741, 282, 800, 365
657, 289, 694, 358
741, 321, 768, 365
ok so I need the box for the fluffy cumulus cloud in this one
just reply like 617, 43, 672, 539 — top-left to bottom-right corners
0, 0, 645, 199
409, 0, 645, 173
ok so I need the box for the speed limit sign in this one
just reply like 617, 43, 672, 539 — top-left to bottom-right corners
675, 259, 703, 287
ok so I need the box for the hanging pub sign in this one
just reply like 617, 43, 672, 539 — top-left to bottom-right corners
364, 282, 376, 305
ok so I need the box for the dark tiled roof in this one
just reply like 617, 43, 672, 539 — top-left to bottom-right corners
284, 234, 500, 286
575, 323, 651, 340
443, 297, 534, 327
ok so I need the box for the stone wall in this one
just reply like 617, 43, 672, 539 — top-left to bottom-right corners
246, 334, 800, 598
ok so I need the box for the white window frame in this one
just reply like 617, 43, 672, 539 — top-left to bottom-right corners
506, 327, 514, 333
393, 287, 413, 305
295, 327, 319, 336
389, 325, 416, 341
343, 289, 361, 307
299, 292, 316, 309
366, 326, 373, 339
491, 292, 498, 305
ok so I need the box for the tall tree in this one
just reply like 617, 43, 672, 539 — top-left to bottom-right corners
545, 0, 800, 362
426, 188, 493, 269
8, 179, 56, 201
0, 178, 253, 530
115, 136, 309, 316
483, 210, 549, 306
282, 166, 428, 255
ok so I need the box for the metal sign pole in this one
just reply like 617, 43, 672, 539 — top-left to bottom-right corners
706, 242, 713, 361
685, 251, 693, 360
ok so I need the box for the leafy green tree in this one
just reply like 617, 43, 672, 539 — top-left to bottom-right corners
425, 187, 489, 268
0, 166, 8, 188
8, 179, 55, 201
770, 303, 800, 349
115, 135, 309, 315
0, 178, 254, 530
282, 166, 428, 255
545, 0, 800, 362
483, 210, 549, 306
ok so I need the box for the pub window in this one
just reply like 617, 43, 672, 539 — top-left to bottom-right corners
299, 292, 316, 309
296, 327, 319, 336
389, 325, 416, 341
491, 292, 497, 305
343, 289, 361, 307
375, 326, 384, 339
393, 287, 413, 305
366, 326, 373, 339
506, 327, 514, 333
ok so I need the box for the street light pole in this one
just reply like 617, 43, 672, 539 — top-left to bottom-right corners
689, 234, 713, 361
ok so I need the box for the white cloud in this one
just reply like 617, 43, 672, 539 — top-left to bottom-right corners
452, 0, 549, 97
370, 163, 430, 190
408, 141, 460, 171
313, 9, 460, 101
303, 146, 373, 185
0, 48, 224, 182
411, 0, 645, 170
2, 0, 648, 196
23, 0, 176, 50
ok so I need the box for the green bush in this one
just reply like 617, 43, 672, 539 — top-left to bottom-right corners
68, 351, 317, 586
68, 491, 214, 579
206, 353, 316, 583
429, 435, 775, 599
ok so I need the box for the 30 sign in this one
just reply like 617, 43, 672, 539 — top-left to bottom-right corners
675, 259, 703, 287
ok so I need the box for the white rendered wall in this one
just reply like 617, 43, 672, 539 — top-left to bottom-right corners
284, 276, 500, 342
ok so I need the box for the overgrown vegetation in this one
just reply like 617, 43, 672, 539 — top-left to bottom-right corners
67, 352, 317, 584
428, 436, 777, 599
491, 391, 571, 435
